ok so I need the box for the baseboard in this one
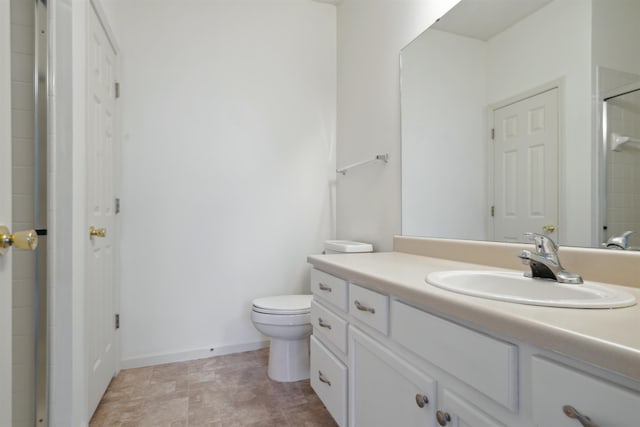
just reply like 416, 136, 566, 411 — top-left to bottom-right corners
120, 340, 270, 370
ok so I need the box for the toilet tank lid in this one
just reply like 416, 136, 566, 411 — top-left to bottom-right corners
324, 240, 373, 253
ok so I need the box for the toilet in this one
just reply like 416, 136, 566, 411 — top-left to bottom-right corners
251, 294, 313, 382
251, 240, 373, 382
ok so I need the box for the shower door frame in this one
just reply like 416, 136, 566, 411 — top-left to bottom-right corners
599, 80, 640, 246
1, 0, 14, 422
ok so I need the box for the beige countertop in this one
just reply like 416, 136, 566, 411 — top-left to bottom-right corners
307, 251, 640, 382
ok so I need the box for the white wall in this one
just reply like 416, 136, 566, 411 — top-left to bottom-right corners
335, 0, 459, 251
106, 0, 336, 366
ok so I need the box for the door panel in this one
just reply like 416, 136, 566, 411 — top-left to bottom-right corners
87, 4, 117, 417
493, 88, 559, 243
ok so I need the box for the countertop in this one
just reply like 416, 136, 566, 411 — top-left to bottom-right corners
307, 251, 640, 382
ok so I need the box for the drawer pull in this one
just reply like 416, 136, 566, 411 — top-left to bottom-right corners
318, 283, 332, 292
436, 410, 451, 426
318, 370, 331, 386
415, 393, 429, 408
354, 300, 375, 314
318, 318, 332, 329
563, 405, 598, 427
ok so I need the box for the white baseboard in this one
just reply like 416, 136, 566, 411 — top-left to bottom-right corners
120, 340, 270, 370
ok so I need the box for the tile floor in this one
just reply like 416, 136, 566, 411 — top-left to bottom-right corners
89, 348, 338, 427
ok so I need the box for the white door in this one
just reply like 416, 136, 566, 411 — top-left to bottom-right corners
492, 88, 559, 243
1, 0, 13, 423
87, 5, 118, 417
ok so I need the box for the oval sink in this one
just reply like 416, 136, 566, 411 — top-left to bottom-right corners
426, 270, 637, 309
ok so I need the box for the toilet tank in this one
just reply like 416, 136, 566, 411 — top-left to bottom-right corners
323, 240, 373, 254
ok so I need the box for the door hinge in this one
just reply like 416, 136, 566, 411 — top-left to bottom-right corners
491, 128, 495, 140
491, 205, 495, 217
115, 314, 120, 330
115, 81, 120, 99
115, 197, 120, 214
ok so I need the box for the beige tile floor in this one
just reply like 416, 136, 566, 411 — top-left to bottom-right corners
89, 348, 338, 427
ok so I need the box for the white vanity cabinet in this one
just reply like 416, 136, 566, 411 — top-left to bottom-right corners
308, 266, 640, 427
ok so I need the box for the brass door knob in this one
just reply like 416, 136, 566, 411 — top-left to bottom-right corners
89, 226, 107, 239
543, 224, 556, 234
0, 225, 39, 256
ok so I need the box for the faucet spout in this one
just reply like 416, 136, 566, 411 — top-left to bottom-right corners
518, 233, 583, 284
603, 230, 634, 250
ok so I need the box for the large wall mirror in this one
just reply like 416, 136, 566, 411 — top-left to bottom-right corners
401, 0, 640, 249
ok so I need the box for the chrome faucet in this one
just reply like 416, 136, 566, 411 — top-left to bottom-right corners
603, 230, 634, 250
518, 232, 583, 284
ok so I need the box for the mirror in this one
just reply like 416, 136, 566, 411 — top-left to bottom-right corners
400, 0, 640, 248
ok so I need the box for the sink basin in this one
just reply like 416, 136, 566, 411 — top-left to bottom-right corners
426, 270, 637, 308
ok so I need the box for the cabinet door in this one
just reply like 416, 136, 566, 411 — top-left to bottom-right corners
350, 326, 437, 427
437, 388, 507, 427
532, 357, 640, 427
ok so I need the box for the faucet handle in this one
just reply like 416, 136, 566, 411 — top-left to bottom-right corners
524, 232, 558, 256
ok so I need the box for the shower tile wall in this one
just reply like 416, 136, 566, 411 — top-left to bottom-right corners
606, 91, 640, 248
11, 0, 36, 426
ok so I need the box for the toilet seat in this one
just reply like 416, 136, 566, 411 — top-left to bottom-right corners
252, 294, 312, 315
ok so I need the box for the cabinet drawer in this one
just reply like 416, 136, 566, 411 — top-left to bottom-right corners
391, 300, 518, 410
348, 284, 389, 335
310, 335, 347, 427
531, 357, 640, 427
311, 268, 348, 312
311, 299, 348, 354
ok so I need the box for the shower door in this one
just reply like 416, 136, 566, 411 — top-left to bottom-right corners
1, 0, 14, 423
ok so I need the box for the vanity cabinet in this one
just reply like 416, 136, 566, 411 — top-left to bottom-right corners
309, 267, 640, 427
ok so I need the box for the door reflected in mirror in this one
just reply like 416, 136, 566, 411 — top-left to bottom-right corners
400, 0, 640, 249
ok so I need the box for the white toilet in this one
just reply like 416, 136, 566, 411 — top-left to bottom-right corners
251, 294, 313, 382
251, 240, 373, 382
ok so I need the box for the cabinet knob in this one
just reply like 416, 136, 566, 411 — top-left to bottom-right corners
436, 410, 451, 426
415, 393, 429, 408
563, 405, 598, 427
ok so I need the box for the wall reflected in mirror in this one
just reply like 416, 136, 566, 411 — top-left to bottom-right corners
400, 0, 640, 249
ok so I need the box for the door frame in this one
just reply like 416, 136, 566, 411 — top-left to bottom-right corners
1, 0, 13, 423
486, 79, 565, 243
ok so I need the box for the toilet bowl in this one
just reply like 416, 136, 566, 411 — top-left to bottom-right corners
251, 294, 313, 382
251, 240, 372, 382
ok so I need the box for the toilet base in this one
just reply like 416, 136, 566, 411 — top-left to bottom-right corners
267, 336, 310, 382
